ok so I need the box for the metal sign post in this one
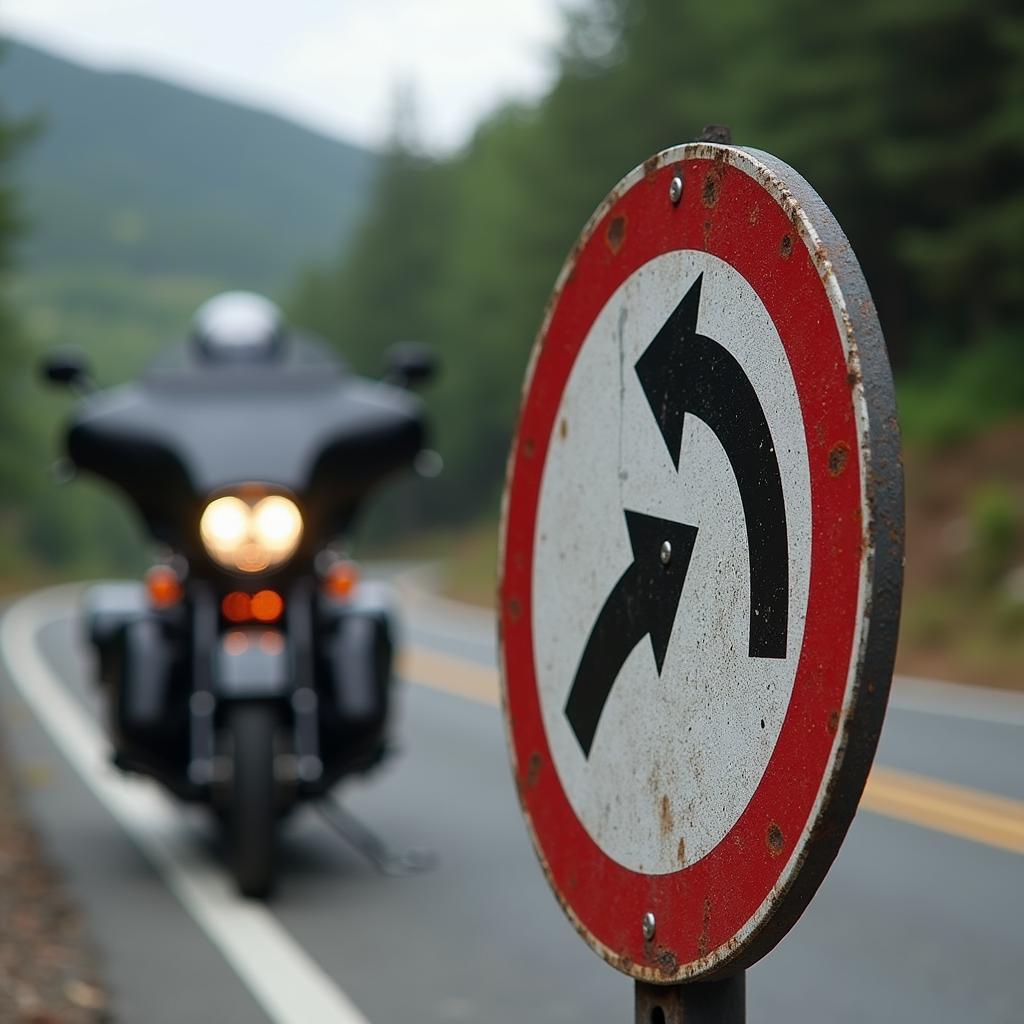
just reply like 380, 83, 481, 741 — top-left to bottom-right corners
499, 142, 903, 1018
636, 975, 745, 1024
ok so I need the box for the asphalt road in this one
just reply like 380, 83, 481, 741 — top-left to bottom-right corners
1, 584, 1021, 1023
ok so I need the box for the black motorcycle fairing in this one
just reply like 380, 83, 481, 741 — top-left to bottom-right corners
65, 336, 427, 552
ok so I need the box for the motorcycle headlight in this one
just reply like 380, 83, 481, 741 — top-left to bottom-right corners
199, 493, 303, 573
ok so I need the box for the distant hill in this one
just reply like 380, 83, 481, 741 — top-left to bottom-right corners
0, 40, 377, 288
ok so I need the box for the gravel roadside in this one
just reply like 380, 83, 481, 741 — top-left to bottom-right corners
0, 729, 110, 1024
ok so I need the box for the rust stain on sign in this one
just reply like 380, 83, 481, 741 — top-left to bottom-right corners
828, 441, 850, 477
660, 794, 675, 837
701, 158, 728, 209
697, 898, 713, 956
702, 174, 720, 208
642, 154, 662, 180
606, 214, 627, 255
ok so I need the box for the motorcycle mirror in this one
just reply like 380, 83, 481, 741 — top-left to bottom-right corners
40, 348, 94, 392
383, 342, 437, 389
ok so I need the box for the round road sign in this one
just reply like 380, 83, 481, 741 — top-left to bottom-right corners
498, 143, 903, 983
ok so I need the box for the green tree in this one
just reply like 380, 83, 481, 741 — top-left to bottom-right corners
0, 48, 40, 575
743, 0, 1024, 357
289, 82, 455, 377
288, 101, 460, 532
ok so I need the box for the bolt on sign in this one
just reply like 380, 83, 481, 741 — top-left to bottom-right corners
498, 143, 904, 986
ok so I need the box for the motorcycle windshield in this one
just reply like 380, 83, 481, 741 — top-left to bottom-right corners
66, 338, 426, 543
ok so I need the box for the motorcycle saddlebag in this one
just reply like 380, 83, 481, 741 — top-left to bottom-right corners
318, 581, 395, 729
82, 583, 174, 740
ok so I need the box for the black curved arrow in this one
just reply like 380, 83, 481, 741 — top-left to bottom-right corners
564, 511, 698, 756
635, 273, 789, 660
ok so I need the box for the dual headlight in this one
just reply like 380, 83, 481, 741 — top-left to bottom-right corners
199, 493, 303, 573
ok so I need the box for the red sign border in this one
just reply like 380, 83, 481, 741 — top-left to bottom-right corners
499, 144, 903, 981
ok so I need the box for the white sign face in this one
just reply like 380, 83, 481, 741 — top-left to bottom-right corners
532, 250, 812, 873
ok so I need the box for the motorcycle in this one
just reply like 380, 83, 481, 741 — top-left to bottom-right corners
41, 292, 437, 897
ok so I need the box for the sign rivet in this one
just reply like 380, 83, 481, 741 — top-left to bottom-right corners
660, 540, 672, 565
669, 175, 683, 204
642, 912, 656, 940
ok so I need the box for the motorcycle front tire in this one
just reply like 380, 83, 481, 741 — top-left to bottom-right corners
226, 703, 278, 899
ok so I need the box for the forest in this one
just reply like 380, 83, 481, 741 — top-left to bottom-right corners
288, 0, 1024, 527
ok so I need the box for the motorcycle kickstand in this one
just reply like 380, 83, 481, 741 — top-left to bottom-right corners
315, 800, 437, 877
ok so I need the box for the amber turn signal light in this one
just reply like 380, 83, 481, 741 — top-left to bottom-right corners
146, 565, 183, 608
322, 559, 359, 600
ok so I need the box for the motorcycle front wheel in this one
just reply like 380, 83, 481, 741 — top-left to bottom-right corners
225, 703, 278, 898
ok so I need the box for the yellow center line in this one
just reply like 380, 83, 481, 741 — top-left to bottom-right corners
862, 767, 1024, 856
399, 645, 1024, 856
399, 646, 500, 706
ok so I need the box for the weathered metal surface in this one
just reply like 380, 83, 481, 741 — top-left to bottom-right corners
498, 143, 904, 982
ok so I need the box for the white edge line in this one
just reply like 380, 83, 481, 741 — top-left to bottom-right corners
0, 586, 370, 1024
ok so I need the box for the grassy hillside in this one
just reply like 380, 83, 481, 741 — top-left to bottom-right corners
0, 40, 376, 289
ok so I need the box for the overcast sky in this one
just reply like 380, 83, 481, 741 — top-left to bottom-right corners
1, 0, 573, 152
